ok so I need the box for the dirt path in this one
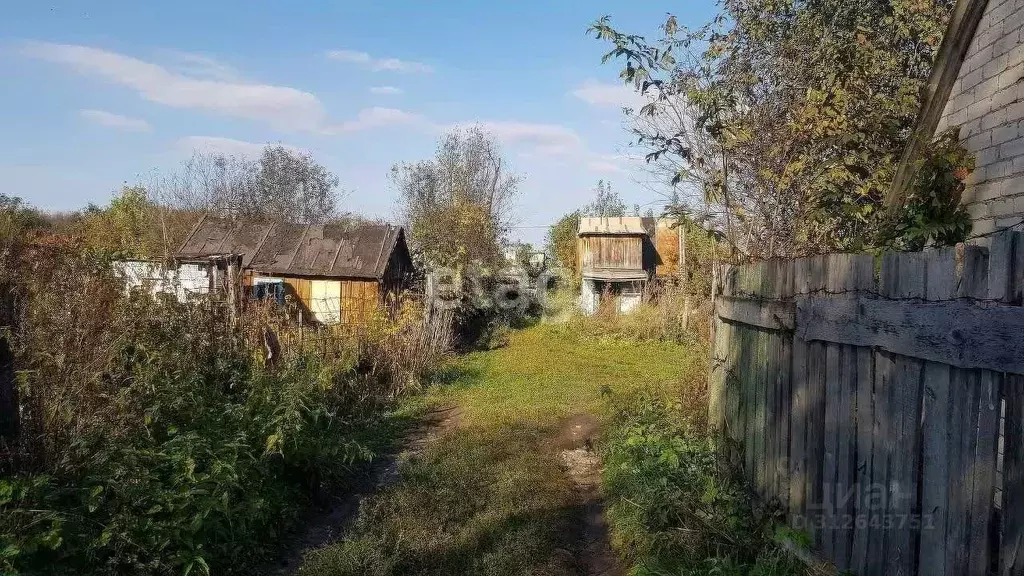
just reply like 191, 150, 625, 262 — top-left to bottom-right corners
267, 405, 462, 575
554, 414, 625, 576
282, 326, 687, 575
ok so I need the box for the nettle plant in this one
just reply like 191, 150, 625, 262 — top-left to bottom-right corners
883, 128, 975, 251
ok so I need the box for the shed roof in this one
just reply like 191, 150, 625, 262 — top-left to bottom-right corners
578, 217, 654, 236
176, 215, 406, 280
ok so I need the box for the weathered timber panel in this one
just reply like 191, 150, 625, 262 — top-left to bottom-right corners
716, 296, 795, 331
578, 236, 643, 271
796, 293, 1024, 375
711, 234, 1024, 576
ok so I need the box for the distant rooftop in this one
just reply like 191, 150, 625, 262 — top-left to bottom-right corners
176, 215, 405, 280
578, 217, 654, 236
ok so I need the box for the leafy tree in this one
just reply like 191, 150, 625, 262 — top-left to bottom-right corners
582, 180, 627, 218
156, 145, 342, 225
81, 186, 166, 258
545, 210, 580, 277
392, 126, 520, 272
514, 243, 534, 269
592, 0, 955, 256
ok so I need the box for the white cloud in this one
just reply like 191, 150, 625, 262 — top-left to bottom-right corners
161, 50, 241, 82
326, 49, 433, 73
176, 136, 303, 157
468, 120, 584, 156
369, 85, 403, 96
452, 119, 636, 175
586, 160, 627, 174
78, 109, 152, 132
25, 42, 327, 132
325, 107, 423, 134
571, 79, 649, 109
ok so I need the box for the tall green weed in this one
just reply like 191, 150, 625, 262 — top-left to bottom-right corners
1, 249, 438, 575
601, 393, 805, 576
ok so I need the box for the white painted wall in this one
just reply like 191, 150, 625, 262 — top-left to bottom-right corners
579, 279, 599, 315
114, 260, 210, 302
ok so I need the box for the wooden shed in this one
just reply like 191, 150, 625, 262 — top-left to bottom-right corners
577, 217, 658, 314
177, 215, 413, 324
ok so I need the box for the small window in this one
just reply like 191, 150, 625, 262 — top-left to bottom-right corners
252, 280, 285, 305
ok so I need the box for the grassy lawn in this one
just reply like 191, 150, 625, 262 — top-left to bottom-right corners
296, 324, 703, 576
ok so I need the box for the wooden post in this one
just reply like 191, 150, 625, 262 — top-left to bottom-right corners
0, 285, 18, 441
226, 255, 241, 329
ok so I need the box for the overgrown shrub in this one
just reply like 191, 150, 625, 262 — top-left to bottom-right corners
601, 393, 805, 576
564, 284, 710, 344
0, 247, 447, 575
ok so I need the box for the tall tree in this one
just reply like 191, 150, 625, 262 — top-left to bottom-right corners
392, 126, 520, 271
582, 180, 627, 217
80, 186, 166, 258
592, 0, 955, 256
155, 145, 342, 225
545, 210, 581, 277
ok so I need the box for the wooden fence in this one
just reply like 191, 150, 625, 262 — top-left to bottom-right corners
708, 230, 1024, 576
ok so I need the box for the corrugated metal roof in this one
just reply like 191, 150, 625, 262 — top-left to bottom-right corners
578, 217, 654, 236
176, 215, 406, 280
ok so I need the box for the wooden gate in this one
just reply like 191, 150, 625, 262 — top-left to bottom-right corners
709, 230, 1024, 575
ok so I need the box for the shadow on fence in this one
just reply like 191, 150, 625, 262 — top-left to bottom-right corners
709, 230, 1024, 576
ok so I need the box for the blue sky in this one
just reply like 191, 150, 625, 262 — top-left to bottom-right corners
0, 0, 717, 244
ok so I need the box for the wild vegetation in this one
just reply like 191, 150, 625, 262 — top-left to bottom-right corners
592, 0, 969, 257
296, 324, 697, 576
0, 229, 449, 575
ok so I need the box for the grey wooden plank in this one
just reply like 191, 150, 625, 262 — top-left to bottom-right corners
1002, 374, 1024, 576
947, 366, 974, 574
716, 295, 795, 331
948, 248, 989, 574
959, 245, 990, 299
766, 329, 779, 503
886, 252, 926, 576
803, 255, 828, 547
849, 345, 875, 575
709, 315, 730, 432
885, 350, 923, 576
766, 261, 783, 503
721, 264, 736, 297
726, 321, 743, 446
823, 341, 841, 560
795, 293, 1024, 375
754, 327, 767, 497
778, 331, 792, 514
790, 325, 808, 526
744, 325, 757, 485
919, 247, 956, 576
989, 230, 1014, 302
834, 344, 856, 571
1013, 232, 1024, 305
778, 260, 794, 512
967, 371, 1002, 576
867, 349, 895, 575
806, 339, 827, 548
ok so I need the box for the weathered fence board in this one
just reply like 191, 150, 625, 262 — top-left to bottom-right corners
708, 231, 1024, 576
716, 296, 796, 331
919, 247, 956, 576
796, 294, 1024, 375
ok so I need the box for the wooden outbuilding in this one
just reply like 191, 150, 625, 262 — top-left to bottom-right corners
176, 215, 413, 324
577, 217, 658, 314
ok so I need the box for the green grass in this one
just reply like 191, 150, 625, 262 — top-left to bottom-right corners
296, 324, 701, 576
426, 325, 702, 428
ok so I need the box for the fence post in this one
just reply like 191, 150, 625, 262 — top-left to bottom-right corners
0, 286, 17, 441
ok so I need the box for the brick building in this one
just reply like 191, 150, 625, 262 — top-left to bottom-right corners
891, 0, 1024, 238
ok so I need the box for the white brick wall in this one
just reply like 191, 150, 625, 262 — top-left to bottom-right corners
936, 0, 1024, 234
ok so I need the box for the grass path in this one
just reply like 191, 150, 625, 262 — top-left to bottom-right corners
295, 324, 701, 576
